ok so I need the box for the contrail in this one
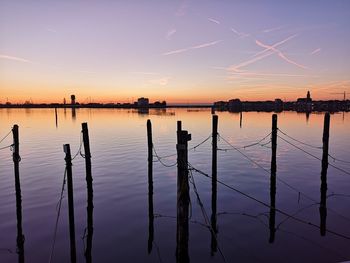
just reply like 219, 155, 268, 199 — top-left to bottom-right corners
310, 48, 321, 55
252, 34, 297, 58
255, 39, 307, 69
208, 18, 220, 25
163, 40, 222, 55
0, 54, 32, 63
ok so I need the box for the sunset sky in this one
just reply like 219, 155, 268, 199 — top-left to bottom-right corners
1, 0, 350, 104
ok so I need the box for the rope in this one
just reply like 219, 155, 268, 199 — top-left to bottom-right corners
217, 132, 272, 151
48, 168, 67, 263
188, 163, 350, 241
278, 128, 323, 149
189, 170, 226, 262
218, 133, 318, 203
0, 129, 12, 145
153, 146, 177, 167
152, 133, 212, 161
71, 132, 84, 161
328, 154, 350, 164
0, 144, 13, 151
278, 135, 350, 176
188, 134, 212, 151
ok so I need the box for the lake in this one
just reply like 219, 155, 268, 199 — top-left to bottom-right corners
0, 108, 350, 262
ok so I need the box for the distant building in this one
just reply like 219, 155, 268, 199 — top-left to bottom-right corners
71, 95, 76, 105
228, 99, 242, 112
137, 97, 149, 108
296, 91, 312, 112
274, 98, 283, 112
213, 100, 228, 110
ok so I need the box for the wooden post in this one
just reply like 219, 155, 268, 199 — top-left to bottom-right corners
269, 114, 277, 243
64, 144, 77, 263
55, 107, 58, 128
320, 113, 330, 236
211, 115, 218, 254
12, 125, 25, 263
146, 119, 154, 253
176, 129, 191, 263
177, 121, 182, 142
211, 106, 215, 115
82, 123, 93, 262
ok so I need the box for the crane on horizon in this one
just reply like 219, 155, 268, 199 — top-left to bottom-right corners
330, 91, 347, 101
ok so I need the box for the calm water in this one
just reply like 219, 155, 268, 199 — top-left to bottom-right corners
0, 108, 350, 263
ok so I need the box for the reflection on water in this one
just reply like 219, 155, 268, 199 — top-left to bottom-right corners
0, 109, 350, 262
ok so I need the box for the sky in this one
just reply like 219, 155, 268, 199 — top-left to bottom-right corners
0, 0, 350, 104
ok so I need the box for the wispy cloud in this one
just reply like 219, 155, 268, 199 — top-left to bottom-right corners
208, 18, 220, 25
166, 29, 177, 40
262, 26, 284, 33
310, 48, 321, 55
175, 0, 189, 16
131, 71, 159, 75
0, 54, 32, 63
149, 77, 169, 86
255, 39, 307, 69
230, 27, 250, 39
162, 40, 222, 56
46, 27, 57, 33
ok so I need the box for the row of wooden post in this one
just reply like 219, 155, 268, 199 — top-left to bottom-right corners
63, 123, 94, 263
8, 111, 330, 262
146, 111, 330, 262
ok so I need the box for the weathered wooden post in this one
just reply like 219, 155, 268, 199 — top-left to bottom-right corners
176, 129, 191, 263
211, 115, 218, 254
82, 123, 93, 262
269, 114, 277, 243
12, 125, 25, 263
320, 113, 330, 236
177, 121, 182, 141
63, 144, 77, 263
146, 119, 154, 253
55, 107, 58, 128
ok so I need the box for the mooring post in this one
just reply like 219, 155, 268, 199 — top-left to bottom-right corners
320, 112, 330, 236
211, 106, 215, 115
12, 125, 25, 263
269, 114, 277, 243
82, 123, 93, 262
63, 144, 77, 263
176, 129, 191, 263
146, 119, 154, 253
210, 115, 218, 254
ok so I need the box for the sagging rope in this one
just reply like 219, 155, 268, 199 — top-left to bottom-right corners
217, 132, 272, 151
71, 131, 85, 161
218, 133, 350, 222
48, 168, 67, 263
0, 129, 12, 145
328, 154, 350, 165
278, 128, 323, 150
152, 133, 212, 161
188, 163, 350, 241
278, 135, 350, 176
189, 169, 226, 262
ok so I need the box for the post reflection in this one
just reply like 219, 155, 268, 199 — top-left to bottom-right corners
71, 108, 76, 121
